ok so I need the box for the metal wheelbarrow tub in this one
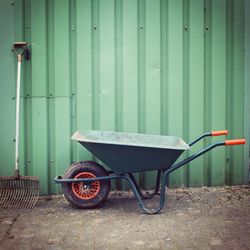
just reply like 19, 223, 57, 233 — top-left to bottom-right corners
55, 130, 246, 214
71, 130, 190, 174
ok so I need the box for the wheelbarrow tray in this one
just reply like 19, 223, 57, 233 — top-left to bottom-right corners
72, 130, 190, 174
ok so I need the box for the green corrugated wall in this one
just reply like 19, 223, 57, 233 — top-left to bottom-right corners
0, 0, 249, 195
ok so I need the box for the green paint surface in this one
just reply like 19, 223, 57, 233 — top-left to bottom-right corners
0, 0, 248, 194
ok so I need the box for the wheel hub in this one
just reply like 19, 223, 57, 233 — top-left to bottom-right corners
72, 172, 100, 200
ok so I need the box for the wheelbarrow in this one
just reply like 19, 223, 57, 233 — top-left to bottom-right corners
54, 130, 245, 214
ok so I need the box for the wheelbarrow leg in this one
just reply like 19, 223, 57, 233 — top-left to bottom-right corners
128, 171, 161, 199
121, 173, 167, 214
122, 141, 239, 214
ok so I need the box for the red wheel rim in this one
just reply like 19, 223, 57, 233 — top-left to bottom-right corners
72, 172, 100, 200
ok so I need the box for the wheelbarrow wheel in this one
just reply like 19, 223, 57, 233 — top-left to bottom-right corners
62, 161, 110, 208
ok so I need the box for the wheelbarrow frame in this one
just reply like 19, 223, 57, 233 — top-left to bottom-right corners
54, 130, 245, 214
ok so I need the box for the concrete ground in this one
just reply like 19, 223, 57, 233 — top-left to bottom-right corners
0, 185, 249, 250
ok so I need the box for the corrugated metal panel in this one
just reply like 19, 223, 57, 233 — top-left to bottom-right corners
0, 0, 248, 195
0, 0, 15, 177
245, 0, 250, 183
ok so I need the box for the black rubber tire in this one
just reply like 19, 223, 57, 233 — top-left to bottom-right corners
62, 161, 111, 208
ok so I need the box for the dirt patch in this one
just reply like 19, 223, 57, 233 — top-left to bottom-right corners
0, 186, 249, 249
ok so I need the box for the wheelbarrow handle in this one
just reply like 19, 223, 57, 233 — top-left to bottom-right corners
225, 139, 246, 145
189, 130, 228, 146
169, 138, 246, 177
211, 130, 228, 136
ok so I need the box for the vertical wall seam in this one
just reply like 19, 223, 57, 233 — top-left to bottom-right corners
92, 0, 100, 130
138, 0, 145, 134
47, 0, 55, 193
183, 0, 189, 186
115, 0, 123, 133
238, 0, 246, 183
230, 0, 235, 183
24, 0, 31, 176
160, 0, 168, 136
231, 0, 245, 184
114, 0, 123, 190
45, 0, 50, 193
69, 0, 77, 163
24, 0, 31, 98
138, 0, 146, 187
225, 0, 233, 185
203, 0, 211, 186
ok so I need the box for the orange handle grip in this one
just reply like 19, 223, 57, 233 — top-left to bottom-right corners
225, 139, 246, 146
211, 130, 228, 136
